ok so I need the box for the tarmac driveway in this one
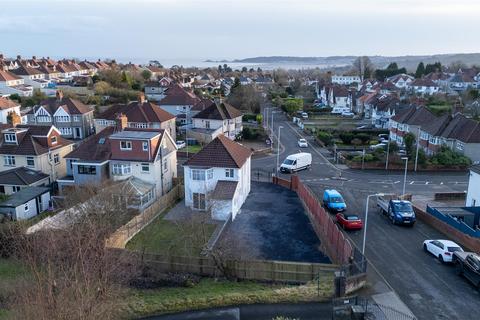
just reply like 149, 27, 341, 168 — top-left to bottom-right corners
218, 182, 331, 264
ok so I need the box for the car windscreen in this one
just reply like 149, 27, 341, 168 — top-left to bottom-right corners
330, 197, 344, 203
345, 215, 359, 221
392, 202, 413, 212
447, 247, 462, 252
283, 159, 295, 165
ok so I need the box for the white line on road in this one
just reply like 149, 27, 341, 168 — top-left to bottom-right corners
425, 182, 429, 185
410, 181, 414, 185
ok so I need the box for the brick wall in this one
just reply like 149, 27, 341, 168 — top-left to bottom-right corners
413, 205, 480, 252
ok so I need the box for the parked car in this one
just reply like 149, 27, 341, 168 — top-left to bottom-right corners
298, 138, 308, 148
370, 143, 387, 150
377, 196, 416, 226
341, 111, 354, 117
453, 252, 480, 289
331, 107, 350, 114
323, 189, 346, 212
280, 152, 312, 173
398, 149, 407, 156
423, 239, 463, 263
301, 112, 308, 119
356, 125, 372, 130
336, 213, 363, 230
176, 140, 186, 149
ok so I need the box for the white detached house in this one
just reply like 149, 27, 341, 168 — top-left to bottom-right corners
183, 135, 252, 221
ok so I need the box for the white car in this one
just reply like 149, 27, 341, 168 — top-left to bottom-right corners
341, 111, 354, 117
301, 112, 308, 119
298, 139, 308, 148
175, 140, 186, 149
423, 239, 463, 263
370, 143, 387, 150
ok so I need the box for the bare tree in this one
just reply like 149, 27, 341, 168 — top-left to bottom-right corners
352, 56, 374, 79
2, 185, 140, 320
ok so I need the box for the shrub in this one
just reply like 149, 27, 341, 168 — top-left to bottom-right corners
355, 133, 371, 144
256, 114, 263, 124
352, 154, 374, 162
240, 127, 259, 140
317, 131, 333, 146
339, 132, 355, 144
430, 146, 472, 166
351, 138, 362, 146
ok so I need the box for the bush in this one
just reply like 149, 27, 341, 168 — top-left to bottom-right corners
317, 131, 333, 146
352, 154, 374, 162
256, 114, 263, 124
351, 138, 362, 146
430, 147, 472, 166
355, 133, 371, 144
242, 114, 257, 122
339, 132, 355, 144
240, 127, 260, 140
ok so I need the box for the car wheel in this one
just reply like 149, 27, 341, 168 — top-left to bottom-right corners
391, 216, 396, 225
423, 244, 428, 253
438, 255, 444, 263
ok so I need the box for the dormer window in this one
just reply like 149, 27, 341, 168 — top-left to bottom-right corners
120, 141, 132, 150
142, 142, 148, 151
4, 133, 16, 143
51, 136, 57, 144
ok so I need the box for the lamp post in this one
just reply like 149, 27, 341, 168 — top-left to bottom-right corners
276, 126, 283, 174
271, 109, 275, 136
414, 127, 421, 172
402, 156, 409, 196
385, 138, 391, 170
362, 193, 387, 255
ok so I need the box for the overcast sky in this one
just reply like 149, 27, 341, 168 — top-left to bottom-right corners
1, 0, 479, 62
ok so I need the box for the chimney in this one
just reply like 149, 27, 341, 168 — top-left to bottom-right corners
116, 113, 128, 131
56, 90, 64, 101
8, 112, 21, 127
138, 92, 146, 104
0, 54, 3, 60
32, 55, 36, 60
16, 55, 21, 60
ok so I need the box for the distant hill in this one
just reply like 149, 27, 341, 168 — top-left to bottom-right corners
228, 54, 480, 71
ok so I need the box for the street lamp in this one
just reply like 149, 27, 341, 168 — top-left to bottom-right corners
414, 126, 421, 172
362, 193, 386, 255
402, 156, 409, 196
271, 109, 275, 136
385, 138, 391, 170
276, 126, 283, 174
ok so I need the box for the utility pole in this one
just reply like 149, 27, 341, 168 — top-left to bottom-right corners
385, 139, 390, 170
414, 126, 420, 172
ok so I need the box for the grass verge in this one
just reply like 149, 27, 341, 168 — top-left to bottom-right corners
124, 276, 333, 318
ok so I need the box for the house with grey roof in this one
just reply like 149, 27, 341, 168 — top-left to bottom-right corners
0, 167, 50, 195
183, 135, 252, 220
0, 186, 50, 220
25, 90, 94, 139
190, 101, 243, 143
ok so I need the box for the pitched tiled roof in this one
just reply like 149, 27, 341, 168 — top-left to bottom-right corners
185, 135, 252, 168
0, 167, 49, 186
28, 97, 93, 115
421, 113, 451, 136
0, 97, 19, 110
97, 101, 175, 123
0, 125, 72, 156
191, 98, 215, 112
65, 127, 114, 161
440, 114, 480, 143
211, 180, 238, 200
10, 64, 44, 76
158, 84, 201, 106
193, 102, 242, 120
410, 78, 437, 87
0, 70, 22, 82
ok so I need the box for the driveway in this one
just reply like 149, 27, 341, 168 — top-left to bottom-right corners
218, 182, 330, 264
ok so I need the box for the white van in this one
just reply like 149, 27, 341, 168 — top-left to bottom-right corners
280, 152, 312, 173
331, 107, 350, 115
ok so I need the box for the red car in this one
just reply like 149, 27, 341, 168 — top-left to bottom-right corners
336, 213, 363, 230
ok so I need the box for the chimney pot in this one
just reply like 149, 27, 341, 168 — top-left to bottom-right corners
138, 92, 146, 104
32, 56, 36, 60
116, 113, 128, 131
56, 90, 64, 101
16, 55, 21, 60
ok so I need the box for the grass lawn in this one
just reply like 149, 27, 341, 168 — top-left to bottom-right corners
124, 276, 333, 317
427, 104, 451, 115
183, 145, 202, 154
0, 259, 29, 319
126, 212, 217, 256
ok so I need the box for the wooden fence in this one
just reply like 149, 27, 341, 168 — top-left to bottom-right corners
138, 252, 338, 283
106, 185, 184, 248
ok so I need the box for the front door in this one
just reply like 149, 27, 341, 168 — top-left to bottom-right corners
193, 193, 206, 210
74, 127, 81, 139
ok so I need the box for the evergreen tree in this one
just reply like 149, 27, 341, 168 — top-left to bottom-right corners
415, 62, 425, 78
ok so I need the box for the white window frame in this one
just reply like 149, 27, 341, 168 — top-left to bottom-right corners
26, 156, 35, 167
4, 133, 16, 143
4, 155, 15, 166
51, 136, 57, 144
456, 141, 465, 151
225, 168, 234, 178
73, 115, 80, 122
142, 142, 148, 151
54, 153, 60, 164
112, 163, 131, 175
191, 169, 205, 181
24, 203, 29, 212
120, 141, 132, 150
207, 168, 213, 180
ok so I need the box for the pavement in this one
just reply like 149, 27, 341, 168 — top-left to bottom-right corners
219, 181, 330, 263
140, 302, 333, 320
252, 109, 477, 320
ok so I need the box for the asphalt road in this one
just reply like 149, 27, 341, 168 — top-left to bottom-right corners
252, 109, 478, 320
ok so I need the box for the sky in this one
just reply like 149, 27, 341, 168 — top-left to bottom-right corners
1, 0, 479, 63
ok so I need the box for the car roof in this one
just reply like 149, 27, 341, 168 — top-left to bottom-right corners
429, 239, 461, 247
343, 213, 359, 218
325, 189, 342, 196
299, 138, 307, 141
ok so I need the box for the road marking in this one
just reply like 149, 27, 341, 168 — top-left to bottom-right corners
440, 182, 444, 185
410, 181, 414, 185
425, 181, 429, 185
394, 181, 401, 184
